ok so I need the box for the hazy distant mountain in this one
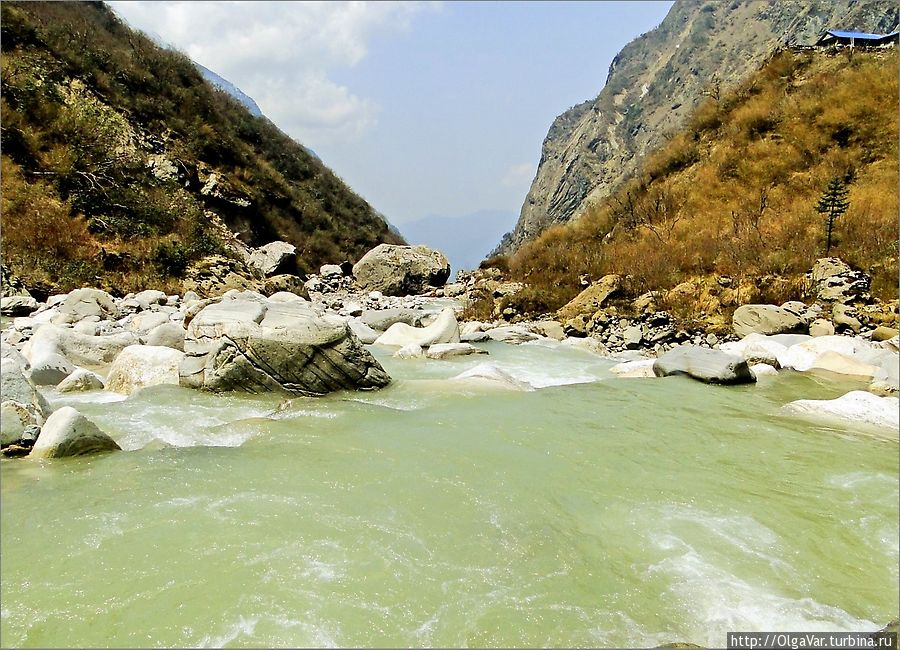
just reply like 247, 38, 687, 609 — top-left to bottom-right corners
195, 63, 263, 117
400, 210, 517, 277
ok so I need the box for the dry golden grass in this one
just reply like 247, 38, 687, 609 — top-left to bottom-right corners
509, 49, 899, 314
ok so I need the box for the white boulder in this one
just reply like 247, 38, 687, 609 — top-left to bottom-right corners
106, 345, 185, 395
374, 307, 460, 347
30, 406, 121, 458
783, 391, 899, 433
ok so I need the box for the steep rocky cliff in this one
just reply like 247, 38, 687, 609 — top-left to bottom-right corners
494, 0, 899, 255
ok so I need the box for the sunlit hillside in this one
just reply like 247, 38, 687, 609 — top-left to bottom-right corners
497, 48, 898, 316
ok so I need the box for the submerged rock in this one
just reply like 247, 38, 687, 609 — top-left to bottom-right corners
450, 363, 532, 391
783, 390, 899, 432
609, 359, 656, 378
180, 294, 390, 396
653, 346, 755, 384
425, 343, 488, 359
30, 406, 121, 459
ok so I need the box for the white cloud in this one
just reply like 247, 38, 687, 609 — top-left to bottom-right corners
108, 1, 438, 145
501, 162, 536, 189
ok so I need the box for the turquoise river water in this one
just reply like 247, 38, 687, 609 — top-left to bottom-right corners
1, 340, 897, 647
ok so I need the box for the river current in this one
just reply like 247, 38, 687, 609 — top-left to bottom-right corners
1, 339, 897, 647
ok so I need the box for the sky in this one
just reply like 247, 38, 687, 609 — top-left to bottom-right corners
109, 1, 674, 227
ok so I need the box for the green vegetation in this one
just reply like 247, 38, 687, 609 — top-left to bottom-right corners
816, 177, 851, 255
0, 1, 401, 295
499, 49, 899, 315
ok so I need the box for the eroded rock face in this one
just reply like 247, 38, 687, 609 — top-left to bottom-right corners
352, 244, 451, 296
653, 346, 755, 385
29, 406, 121, 459
180, 293, 390, 395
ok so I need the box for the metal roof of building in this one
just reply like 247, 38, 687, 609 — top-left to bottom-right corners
824, 30, 899, 40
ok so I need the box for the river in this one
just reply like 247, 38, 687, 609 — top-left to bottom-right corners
1, 340, 897, 647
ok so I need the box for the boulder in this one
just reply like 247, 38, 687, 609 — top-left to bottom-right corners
778, 335, 880, 372
393, 343, 425, 359
557, 275, 621, 321
732, 304, 805, 338
808, 318, 835, 337
249, 241, 297, 277
808, 257, 871, 304
52, 288, 120, 325
609, 359, 656, 378
57, 368, 105, 393
128, 311, 171, 334
27, 352, 76, 386
720, 333, 789, 368
750, 363, 779, 378
183, 255, 261, 298
106, 345, 185, 395
425, 343, 488, 359
0, 295, 38, 316
361, 309, 424, 331
144, 322, 186, 351
559, 337, 611, 355
352, 244, 451, 296
808, 351, 878, 378
374, 308, 460, 348
29, 407, 121, 458
461, 331, 490, 343
531, 321, 566, 341
450, 363, 533, 391
872, 326, 900, 342
320, 264, 344, 280
623, 325, 643, 349
262, 274, 309, 299
1, 401, 41, 447
832, 303, 862, 333
0, 357, 51, 421
180, 295, 390, 395
653, 346, 755, 384
22, 324, 139, 370
347, 318, 379, 344
484, 326, 540, 344
870, 361, 899, 396
782, 391, 898, 433
132, 289, 168, 307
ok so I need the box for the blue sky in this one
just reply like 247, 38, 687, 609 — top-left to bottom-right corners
110, 1, 673, 226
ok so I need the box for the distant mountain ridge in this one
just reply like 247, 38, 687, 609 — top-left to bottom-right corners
494, 0, 900, 255
195, 62, 263, 117
400, 210, 516, 277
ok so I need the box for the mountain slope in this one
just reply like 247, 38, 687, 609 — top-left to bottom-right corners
499, 48, 898, 318
494, 0, 899, 255
0, 1, 402, 295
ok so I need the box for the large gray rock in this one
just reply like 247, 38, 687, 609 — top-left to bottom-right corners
808, 258, 871, 304
0, 357, 51, 422
106, 345, 185, 395
180, 295, 390, 395
360, 308, 424, 331
144, 322, 186, 351
30, 407, 121, 459
653, 346, 755, 384
52, 288, 120, 325
249, 241, 297, 277
22, 324, 139, 370
0, 295, 38, 316
732, 304, 806, 338
1, 401, 40, 447
352, 244, 451, 296
27, 352, 76, 386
